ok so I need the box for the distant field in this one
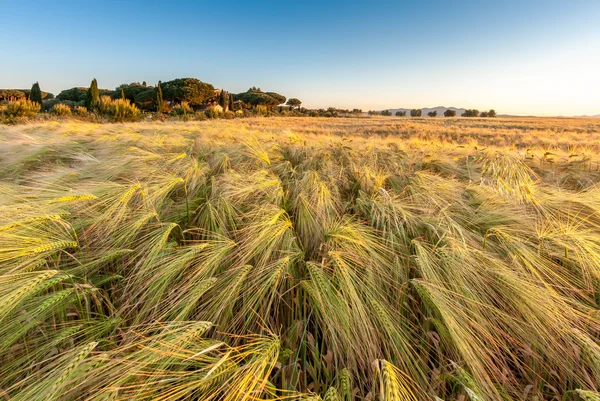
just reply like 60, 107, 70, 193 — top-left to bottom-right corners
1, 118, 600, 400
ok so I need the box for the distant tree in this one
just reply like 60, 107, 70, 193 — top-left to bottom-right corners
86, 79, 100, 111
286, 98, 302, 110
133, 89, 155, 110
410, 109, 422, 117
462, 109, 479, 117
29, 82, 43, 106
395, 111, 406, 116
115, 82, 154, 103
480, 111, 489, 117
381, 110, 392, 116
218, 90, 227, 109
161, 78, 215, 107
427, 110, 437, 117
488, 109, 497, 117
444, 109, 456, 117
352, 108, 362, 114
229, 93, 235, 111
142, 81, 147, 87
154, 81, 164, 113
0, 89, 26, 101
234, 88, 286, 108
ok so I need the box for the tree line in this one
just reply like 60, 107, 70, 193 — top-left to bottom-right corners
369, 108, 497, 117
2, 78, 374, 122
2, 78, 498, 122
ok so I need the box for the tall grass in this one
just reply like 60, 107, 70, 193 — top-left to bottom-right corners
0, 118, 599, 400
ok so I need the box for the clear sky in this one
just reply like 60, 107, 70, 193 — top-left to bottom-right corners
1, 0, 599, 116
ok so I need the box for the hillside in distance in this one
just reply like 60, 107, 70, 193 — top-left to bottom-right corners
386, 106, 465, 116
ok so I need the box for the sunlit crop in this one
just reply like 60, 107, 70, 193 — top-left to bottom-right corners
1, 117, 599, 400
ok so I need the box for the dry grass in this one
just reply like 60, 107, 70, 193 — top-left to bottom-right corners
0, 116, 600, 400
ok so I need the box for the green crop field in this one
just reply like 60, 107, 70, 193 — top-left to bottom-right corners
1, 117, 600, 400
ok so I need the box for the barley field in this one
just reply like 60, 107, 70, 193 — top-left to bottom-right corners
1, 117, 600, 401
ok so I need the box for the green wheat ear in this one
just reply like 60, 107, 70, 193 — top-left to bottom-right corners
576, 390, 600, 401
323, 386, 340, 401
48, 341, 98, 398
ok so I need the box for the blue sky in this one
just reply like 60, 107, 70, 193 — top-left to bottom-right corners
1, 0, 599, 115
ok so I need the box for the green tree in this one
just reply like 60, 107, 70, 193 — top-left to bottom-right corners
444, 109, 456, 117
115, 82, 153, 103
410, 109, 422, 117
229, 93, 235, 111
234, 88, 286, 109
154, 81, 164, 113
427, 110, 437, 117
381, 110, 392, 116
395, 111, 406, 116
161, 78, 215, 107
286, 98, 302, 110
488, 109, 497, 117
29, 82, 43, 106
462, 109, 479, 117
86, 79, 100, 111
218, 90, 227, 109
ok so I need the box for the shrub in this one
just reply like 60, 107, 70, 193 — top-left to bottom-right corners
74, 106, 88, 116
223, 110, 235, 119
193, 111, 208, 121
2, 99, 41, 118
51, 103, 72, 116
98, 96, 113, 115
255, 105, 268, 116
170, 102, 193, 116
205, 105, 223, 119
105, 98, 141, 122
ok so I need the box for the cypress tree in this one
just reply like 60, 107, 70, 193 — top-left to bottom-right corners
154, 81, 164, 113
229, 93, 235, 111
86, 79, 100, 111
120, 88, 125, 100
218, 90, 227, 109
29, 82, 43, 105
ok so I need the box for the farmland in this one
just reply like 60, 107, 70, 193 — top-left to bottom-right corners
1, 116, 600, 400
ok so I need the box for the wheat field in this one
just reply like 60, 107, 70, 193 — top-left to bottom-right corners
1, 117, 600, 401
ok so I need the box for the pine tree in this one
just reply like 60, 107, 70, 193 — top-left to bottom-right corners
229, 93, 235, 111
218, 90, 227, 109
29, 82, 43, 106
154, 81, 164, 113
86, 79, 100, 111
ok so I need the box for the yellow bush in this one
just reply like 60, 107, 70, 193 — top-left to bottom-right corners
51, 103, 72, 116
2, 99, 41, 118
96, 96, 141, 122
170, 102, 193, 116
